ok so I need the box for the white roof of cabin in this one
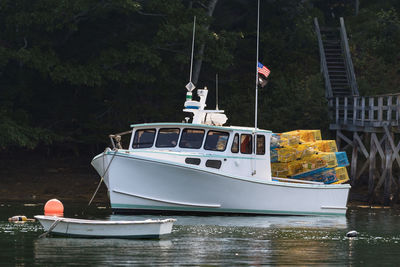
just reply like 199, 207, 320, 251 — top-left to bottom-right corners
130, 122, 272, 134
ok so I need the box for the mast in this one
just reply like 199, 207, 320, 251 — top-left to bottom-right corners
189, 16, 196, 86
216, 73, 219, 110
186, 16, 196, 97
183, 16, 227, 126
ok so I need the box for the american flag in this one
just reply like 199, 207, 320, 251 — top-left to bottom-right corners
258, 62, 270, 78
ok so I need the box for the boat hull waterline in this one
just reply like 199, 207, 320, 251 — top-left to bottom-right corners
34, 215, 176, 238
92, 151, 350, 216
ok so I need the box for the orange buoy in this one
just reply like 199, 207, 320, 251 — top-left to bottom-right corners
44, 199, 64, 216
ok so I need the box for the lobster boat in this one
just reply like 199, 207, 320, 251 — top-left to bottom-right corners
91, 87, 350, 216
91, 9, 350, 216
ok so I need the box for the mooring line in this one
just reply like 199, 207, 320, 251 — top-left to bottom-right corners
87, 149, 118, 206
38, 218, 63, 238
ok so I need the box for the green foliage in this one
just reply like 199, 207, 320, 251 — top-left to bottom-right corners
0, 109, 60, 149
205, 30, 240, 71
0, 0, 398, 152
348, 6, 400, 95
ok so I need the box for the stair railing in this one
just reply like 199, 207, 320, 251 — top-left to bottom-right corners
314, 18, 333, 100
339, 17, 359, 96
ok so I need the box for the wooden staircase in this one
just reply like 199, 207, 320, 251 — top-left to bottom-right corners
314, 17, 359, 100
321, 28, 353, 97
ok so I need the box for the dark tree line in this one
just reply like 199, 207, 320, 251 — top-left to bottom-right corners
0, 0, 399, 155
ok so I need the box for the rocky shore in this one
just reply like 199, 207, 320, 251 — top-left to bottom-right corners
0, 154, 108, 203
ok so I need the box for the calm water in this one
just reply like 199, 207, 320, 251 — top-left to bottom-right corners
1, 202, 400, 266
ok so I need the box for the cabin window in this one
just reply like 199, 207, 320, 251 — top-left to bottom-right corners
256, 135, 265, 155
179, 128, 205, 149
156, 128, 180, 148
132, 129, 156, 148
231, 133, 239, 153
185, 157, 201, 165
206, 159, 222, 169
204, 131, 229, 151
240, 134, 252, 154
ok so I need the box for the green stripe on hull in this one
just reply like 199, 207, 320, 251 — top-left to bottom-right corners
112, 203, 346, 216
106, 150, 266, 160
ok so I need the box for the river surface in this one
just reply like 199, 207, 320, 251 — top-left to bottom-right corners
1, 202, 400, 266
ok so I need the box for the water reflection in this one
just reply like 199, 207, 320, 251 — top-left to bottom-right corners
34, 238, 173, 265
109, 214, 347, 229
31, 215, 347, 265
0, 221, 42, 235
102, 214, 347, 265
5, 203, 400, 265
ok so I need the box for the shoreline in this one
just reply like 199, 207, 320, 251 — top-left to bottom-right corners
0, 154, 108, 204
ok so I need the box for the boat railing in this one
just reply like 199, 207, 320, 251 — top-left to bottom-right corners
109, 130, 133, 149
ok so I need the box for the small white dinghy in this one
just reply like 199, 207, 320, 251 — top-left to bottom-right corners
34, 215, 176, 239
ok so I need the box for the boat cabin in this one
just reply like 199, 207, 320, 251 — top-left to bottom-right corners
127, 123, 272, 181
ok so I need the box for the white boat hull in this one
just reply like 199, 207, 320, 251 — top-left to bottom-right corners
34, 215, 176, 238
92, 151, 350, 216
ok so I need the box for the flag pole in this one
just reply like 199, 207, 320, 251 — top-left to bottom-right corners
251, 0, 260, 176
255, 0, 260, 133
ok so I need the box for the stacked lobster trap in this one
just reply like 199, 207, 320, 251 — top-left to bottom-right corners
270, 130, 349, 184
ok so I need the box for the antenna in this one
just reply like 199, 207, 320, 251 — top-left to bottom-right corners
215, 73, 219, 110
185, 16, 196, 93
